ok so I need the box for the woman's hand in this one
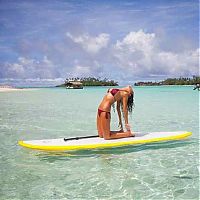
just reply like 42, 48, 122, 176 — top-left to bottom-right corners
125, 123, 131, 131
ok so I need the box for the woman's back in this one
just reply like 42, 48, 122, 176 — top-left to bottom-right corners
98, 93, 115, 111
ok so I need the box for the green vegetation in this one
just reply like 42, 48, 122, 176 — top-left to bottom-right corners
134, 76, 200, 86
56, 77, 118, 87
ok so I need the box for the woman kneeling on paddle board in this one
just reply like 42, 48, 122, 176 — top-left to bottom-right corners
97, 85, 134, 139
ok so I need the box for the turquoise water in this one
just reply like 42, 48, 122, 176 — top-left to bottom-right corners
0, 86, 199, 199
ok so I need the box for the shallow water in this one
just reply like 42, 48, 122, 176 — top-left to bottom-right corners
0, 86, 199, 199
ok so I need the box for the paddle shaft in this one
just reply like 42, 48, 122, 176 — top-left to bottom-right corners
64, 135, 99, 141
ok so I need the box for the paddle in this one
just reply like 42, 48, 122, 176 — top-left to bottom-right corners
64, 135, 99, 141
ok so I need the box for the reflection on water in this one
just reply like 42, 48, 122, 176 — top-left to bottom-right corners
173, 175, 193, 180
35, 139, 194, 163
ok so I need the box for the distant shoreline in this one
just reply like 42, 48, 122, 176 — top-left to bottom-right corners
56, 77, 118, 87
134, 84, 194, 87
134, 77, 200, 86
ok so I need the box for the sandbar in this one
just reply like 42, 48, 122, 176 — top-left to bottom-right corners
0, 87, 36, 92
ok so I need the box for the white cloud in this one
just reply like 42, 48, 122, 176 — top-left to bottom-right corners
1, 30, 198, 83
68, 61, 101, 77
66, 32, 110, 54
10, 63, 25, 75
73, 65, 91, 76
3, 56, 59, 79
113, 30, 199, 78
115, 30, 156, 53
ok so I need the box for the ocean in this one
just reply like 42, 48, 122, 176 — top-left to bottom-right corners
0, 86, 199, 199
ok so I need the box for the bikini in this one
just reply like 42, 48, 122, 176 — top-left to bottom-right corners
109, 88, 120, 98
98, 108, 110, 119
98, 88, 128, 119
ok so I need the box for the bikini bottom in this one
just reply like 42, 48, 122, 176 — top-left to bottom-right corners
98, 108, 110, 119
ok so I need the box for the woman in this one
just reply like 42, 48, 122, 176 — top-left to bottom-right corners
97, 85, 134, 140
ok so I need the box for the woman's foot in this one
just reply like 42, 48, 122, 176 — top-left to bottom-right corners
127, 131, 135, 137
98, 133, 103, 138
130, 132, 135, 137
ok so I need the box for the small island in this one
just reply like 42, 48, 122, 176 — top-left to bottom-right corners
56, 77, 118, 88
134, 76, 200, 86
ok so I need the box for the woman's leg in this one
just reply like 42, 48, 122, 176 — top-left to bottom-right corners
97, 112, 103, 138
99, 112, 134, 140
100, 112, 111, 140
100, 112, 133, 139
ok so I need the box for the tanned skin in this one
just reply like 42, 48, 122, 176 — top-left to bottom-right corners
97, 86, 134, 140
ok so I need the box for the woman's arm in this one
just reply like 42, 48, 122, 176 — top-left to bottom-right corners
116, 101, 123, 130
122, 96, 130, 131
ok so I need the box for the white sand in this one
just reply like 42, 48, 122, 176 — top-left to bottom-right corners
0, 88, 36, 92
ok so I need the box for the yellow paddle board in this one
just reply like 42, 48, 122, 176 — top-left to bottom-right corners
18, 131, 192, 151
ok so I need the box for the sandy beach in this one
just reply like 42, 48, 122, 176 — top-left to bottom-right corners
0, 87, 36, 92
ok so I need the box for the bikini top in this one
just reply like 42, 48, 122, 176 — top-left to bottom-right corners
107, 88, 129, 99
110, 88, 120, 96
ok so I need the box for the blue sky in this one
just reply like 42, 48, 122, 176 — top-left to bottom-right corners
0, 0, 199, 86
